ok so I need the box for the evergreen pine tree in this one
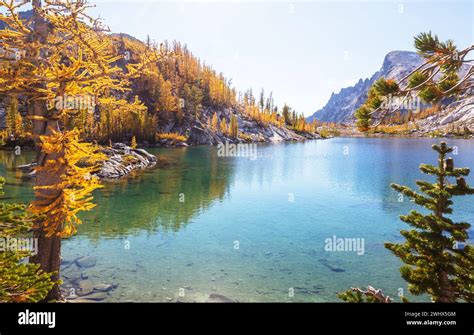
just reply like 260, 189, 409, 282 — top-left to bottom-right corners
356, 32, 473, 130
0, 177, 57, 302
354, 106, 372, 131
388, 142, 474, 302
259, 88, 265, 112
282, 104, 291, 125
339, 142, 474, 303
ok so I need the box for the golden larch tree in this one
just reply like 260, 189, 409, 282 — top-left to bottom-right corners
0, 0, 153, 300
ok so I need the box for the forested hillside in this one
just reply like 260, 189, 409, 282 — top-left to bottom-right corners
0, 11, 319, 148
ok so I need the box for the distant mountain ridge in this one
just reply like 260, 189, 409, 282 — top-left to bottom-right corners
308, 51, 423, 124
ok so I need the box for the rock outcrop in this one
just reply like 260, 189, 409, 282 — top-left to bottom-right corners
96, 143, 157, 180
167, 107, 320, 146
17, 143, 157, 180
410, 95, 474, 137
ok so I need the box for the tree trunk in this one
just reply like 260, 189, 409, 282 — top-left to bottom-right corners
29, 98, 66, 302
30, 230, 62, 301
437, 271, 455, 303
27, 0, 65, 302
30, 148, 64, 302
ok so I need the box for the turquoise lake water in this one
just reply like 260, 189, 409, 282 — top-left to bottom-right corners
1, 138, 473, 302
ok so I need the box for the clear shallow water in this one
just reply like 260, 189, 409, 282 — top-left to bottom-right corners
1, 138, 473, 302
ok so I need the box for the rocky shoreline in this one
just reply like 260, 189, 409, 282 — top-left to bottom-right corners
12, 132, 324, 181
97, 143, 157, 180
97, 125, 321, 179
14, 143, 158, 181
336, 129, 474, 139
338, 130, 474, 139
186, 117, 321, 145
153, 107, 322, 147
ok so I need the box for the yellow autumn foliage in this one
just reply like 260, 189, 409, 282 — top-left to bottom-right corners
29, 129, 105, 237
155, 132, 188, 143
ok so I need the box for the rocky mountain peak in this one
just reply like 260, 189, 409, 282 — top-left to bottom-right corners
308, 51, 423, 124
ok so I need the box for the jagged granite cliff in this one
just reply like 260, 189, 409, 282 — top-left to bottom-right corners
308, 51, 423, 124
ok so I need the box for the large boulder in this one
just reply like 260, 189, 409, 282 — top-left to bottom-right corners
188, 126, 213, 145
207, 293, 236, 303
76, 256, 97, 268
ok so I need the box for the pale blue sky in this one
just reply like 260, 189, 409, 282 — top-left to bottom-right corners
15, 0, 474, 115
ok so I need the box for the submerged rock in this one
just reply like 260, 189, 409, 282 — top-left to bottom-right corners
65, 279, 118, 302
80, 292, 109, 302
176, 296, 196, 303
60, 257, 75, 267
92, 283, 117, 292
319, 258, 345, 273
76, 256, 97, 268
62, 264, 82, 283
78, 280, 94, 296
207, 293, 236, 303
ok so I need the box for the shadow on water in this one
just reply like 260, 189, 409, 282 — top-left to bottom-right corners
0, 147, 236, 240
76, 146, 235, 239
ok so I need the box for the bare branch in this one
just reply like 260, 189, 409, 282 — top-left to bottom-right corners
351, 286, 393, 303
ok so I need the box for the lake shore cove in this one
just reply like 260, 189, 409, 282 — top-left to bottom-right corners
90, 121, 323, 180
11, 128, 323, 182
